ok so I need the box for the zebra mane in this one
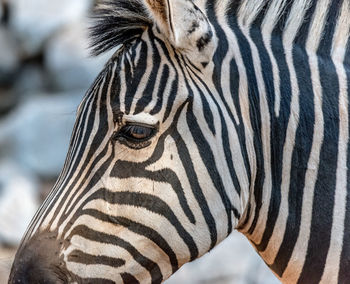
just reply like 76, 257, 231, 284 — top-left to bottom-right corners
90, 0, 152, 56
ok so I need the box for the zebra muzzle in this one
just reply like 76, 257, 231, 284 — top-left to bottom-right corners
9, 231, 70, 284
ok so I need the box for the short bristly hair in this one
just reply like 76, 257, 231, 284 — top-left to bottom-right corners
90, 0, 152, 56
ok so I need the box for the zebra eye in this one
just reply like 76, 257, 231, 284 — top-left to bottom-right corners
118, 124, 156, 141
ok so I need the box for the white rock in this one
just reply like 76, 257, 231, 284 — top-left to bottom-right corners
9, 0, 93, 55
0, 161, 39, 245
45, 20, 113, 91
165, 232, 279, 284
0, 92, 82, 177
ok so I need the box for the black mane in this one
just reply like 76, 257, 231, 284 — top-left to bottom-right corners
90, 0, 152, 55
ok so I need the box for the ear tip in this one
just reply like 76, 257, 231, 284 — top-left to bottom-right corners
145, 0, 217, 67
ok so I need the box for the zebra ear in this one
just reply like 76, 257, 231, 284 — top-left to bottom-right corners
145, 0, 217, 68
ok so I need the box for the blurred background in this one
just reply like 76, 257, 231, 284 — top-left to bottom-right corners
0, 0, 279, 283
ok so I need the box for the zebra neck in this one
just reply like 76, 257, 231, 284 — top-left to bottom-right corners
215, 0, 350, 282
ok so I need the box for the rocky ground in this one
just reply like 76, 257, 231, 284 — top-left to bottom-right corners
0, 0, 279, 283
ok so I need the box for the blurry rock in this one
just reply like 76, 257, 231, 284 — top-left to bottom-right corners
0, 246, 16, 284
0, 0, 9, 25
0, 92, 82, 177
0, 161, 39, 245
165, 232, 279, 284
14, 64, 47, 96
9, 0, 93, 56
45, 21, 112, 91
0, 26, 19, 85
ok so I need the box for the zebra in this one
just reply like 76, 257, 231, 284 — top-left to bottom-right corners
9, 0, 350, 283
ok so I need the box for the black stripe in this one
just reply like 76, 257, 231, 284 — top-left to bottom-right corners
111, 161, 196, 224
60, 144, 113, 236
226, 8, 265, 236
270, 1, 316, 274
298, 1, 341, 282
55, 65, 115, 224
229, 58, 252, 190
134, 30, 162, 114
68, 250, 125, 267
166, 0, 174, 36
110, 103, 196, 225
188, 71, 216, 136
39, 73, 101, 215
150, 49, 224, 246
186, 101, 236, 235
121, 273, 140, 284
186, 62, 242, 217
82, 209, 179, 273
85, 189, 199, 261
68, 225, 162, 284
38, 68, 109, 229
338, 37, 350, 284
77, 277, 115, 284
125, 40, 148, 113
162, 76, 178, 123
150, 64, 170, 115
207, 0, 252, 198
151, 37, 180, 123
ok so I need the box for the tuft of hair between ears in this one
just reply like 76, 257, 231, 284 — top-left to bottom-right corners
89, 0, 152, 56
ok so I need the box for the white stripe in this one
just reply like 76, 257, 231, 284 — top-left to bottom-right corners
238, 0, 267, 26
56, 67, 117, 236
282, 0, 331, 281
237, 19, 273, 251
27, 88, 98, 238
261, 0, 287, 116
130, 32, 155, 114
253, 0, 312, 270
320, 1, 350, 282
65, 236, 144, 282
35, 86, 99, 233
215, 0, 257, 229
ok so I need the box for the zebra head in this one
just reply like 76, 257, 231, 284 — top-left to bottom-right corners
10, 0, 249, 283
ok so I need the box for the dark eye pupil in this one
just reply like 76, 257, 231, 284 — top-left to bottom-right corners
122, 125, 153, 140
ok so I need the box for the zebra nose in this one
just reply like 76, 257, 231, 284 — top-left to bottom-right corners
9, 232, 69, 284
9, 266, 62, 284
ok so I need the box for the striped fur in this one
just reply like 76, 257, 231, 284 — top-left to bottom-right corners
10, 0, 350, 283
